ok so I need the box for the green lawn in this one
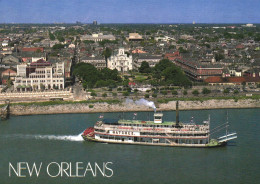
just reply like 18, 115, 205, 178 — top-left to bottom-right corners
135, 75, 148, 82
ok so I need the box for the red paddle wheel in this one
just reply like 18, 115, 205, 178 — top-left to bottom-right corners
82, 127, 95, 137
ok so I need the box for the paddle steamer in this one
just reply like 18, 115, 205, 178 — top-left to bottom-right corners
82, 101, 237, 147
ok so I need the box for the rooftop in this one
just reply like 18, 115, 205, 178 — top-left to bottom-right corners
175, 58, 223, 69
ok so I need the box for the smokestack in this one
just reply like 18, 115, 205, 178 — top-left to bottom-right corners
176, 101, 179, 126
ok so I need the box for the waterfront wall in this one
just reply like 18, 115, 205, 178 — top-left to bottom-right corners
0, 91, 72, 100
8, 99, 260, 116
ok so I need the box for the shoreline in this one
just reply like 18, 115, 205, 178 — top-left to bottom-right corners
6, 99, 260, 116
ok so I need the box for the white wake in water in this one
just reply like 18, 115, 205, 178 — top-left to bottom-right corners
34, 133, 84, 142
3, 132, 84, 142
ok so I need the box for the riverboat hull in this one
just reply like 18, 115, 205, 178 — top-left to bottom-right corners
82, 135, 226, 148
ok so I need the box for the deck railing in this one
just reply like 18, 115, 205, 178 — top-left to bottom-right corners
95, 126, 209, 134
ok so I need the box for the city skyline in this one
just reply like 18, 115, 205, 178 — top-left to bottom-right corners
0, 0, 260, 24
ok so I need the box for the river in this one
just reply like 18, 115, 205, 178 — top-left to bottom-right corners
0, 109, 259, 184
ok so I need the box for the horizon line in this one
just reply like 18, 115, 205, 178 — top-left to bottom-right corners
0, 22, 260, 25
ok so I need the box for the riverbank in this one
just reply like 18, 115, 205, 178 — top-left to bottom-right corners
6, 98, 260, 116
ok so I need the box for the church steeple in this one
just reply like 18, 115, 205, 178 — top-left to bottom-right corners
118, 47, 124, 55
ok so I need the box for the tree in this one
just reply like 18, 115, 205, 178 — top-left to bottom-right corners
215, 53, 224, 61
172, 90, 178, 95
52, 44, 65, 50
40, 83, 45, 91
123, 91, 129, 96
33, 85, 37, 91
242, 81, 246, 87
102, 47, 112, 61
91, 92, 97, 96
153, 59, 173, 75
161, 66, 191, 87
49, 31, 55, 40
145, 94, 149, 98
178, 47, 188, 53
192, 90, 199, 96
112, 92, 117, 97
202, 88, 211, 94
57, 35, 65, 42
152, 93, 157, 98
102, 93, 107, 97
223, 89, 230, 94
153, 59, 191, 87
183, 90, 188, 95
234, 89, 239, 94
139, 61, 151, 73
100, 68, 121, 82
6, 78, 13, 88
73, 63, 100, 88
254, 34, 260, 42
83, 40, 95, 44
161, 91, 167, 96
73, 63, 121, 89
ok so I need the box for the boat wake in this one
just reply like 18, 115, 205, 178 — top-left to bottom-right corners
34, 133, 84, 142
2, 132, 84, 142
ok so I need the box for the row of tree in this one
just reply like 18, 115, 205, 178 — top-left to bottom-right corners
73, 59, 191, 89
139, 59, 192, 87
49, 31, 65, 42
73, 63, 121, 89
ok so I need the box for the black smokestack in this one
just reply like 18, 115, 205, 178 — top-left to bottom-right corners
176, 101, 179, 126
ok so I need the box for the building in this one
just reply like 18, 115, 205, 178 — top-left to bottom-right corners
174, 58, 223, 81
164, 51, 181, 61
21, 47, 44, 52
2, 40, 9, 47
154, 36, 175, 42
19, 52, 47, 63
1, 68, 17, 85
107, 47, 133, 72
229, 69, 242, 77
205, 76, 260, 86
1, 55, 20, 66
93, 20, 97, 25
244, 69, 260, 78
14, 60, 65, 91
242, 24, 255, 27
64, 60, 72, 78
127, 33, 143, 41
132, 49, 147, 54
134, 54, 162, 69
80, 33, 115, 42
81, 55, 106, 70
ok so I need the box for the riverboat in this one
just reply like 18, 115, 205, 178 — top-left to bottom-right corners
82, 101, 237, 147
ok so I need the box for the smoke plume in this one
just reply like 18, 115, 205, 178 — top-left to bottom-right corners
126, 98, 156, 112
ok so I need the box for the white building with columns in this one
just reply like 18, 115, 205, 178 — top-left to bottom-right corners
107, 47, 133, 72
14, 60, 65, 91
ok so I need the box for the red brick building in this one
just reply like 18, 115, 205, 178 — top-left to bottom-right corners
205, 76, 260, 86
164, 51, 181, 61
1, 68, 17, 85
21, 47, 44, 52
174, 58, 223, 81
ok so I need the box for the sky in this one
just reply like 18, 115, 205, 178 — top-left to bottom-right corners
0, 0, 259, 24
